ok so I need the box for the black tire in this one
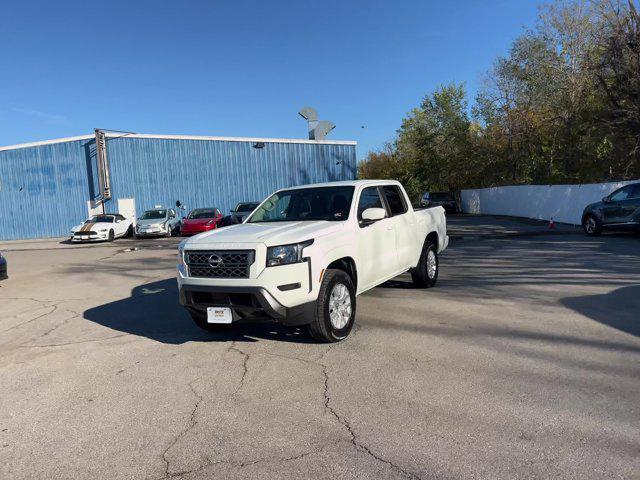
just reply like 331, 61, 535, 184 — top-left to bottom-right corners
188, 309, 234, 332
125, 225, 133, 238
411, 240, 438, 288
108, 229, 115, 242
583, 214, 601, 236
307, 269, 356, 343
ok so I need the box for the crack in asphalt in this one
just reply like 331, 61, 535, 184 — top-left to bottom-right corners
255, 349, 421, 479
159, 380, 204, 479
321, 366, 422, 480
1, 301, 60, 333
39, 307, 83, 337
234, 443, 333, 468
228, 342, 250, 394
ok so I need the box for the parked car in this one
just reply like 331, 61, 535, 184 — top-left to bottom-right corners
70, 214, 133, 242
421, 192, 459, 213
0, 251, 7, 280
177, 180, 448, 342
180, 208, 223, 236
218, 202, 261, 228
136, 208, 181, 238
230, 202, 260, 223
582, 182, 640, 236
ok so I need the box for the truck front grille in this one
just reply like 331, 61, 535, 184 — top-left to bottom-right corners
185, 250, 255, 278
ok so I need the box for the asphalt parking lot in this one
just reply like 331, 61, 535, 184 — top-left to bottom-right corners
1, 216, 639, 480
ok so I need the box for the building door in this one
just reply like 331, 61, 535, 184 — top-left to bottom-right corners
118, 198, 137, 224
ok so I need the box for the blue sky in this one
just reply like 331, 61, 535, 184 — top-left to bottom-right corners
1, 0, 540, 159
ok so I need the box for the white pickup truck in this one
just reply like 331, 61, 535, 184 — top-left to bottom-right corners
177, 180, 448, 342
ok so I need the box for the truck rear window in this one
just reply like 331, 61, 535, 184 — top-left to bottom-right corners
383, 185, 407, 216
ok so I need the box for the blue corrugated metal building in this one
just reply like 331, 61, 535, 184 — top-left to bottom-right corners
0, 133, 357, 240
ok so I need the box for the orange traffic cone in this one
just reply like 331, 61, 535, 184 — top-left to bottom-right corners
548, 217, 555, 229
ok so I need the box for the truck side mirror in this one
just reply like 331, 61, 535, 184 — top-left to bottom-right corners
361, 207, 386, 226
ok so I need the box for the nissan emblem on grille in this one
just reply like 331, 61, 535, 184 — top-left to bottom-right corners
186, 250, 255, 278
207, 254, 223, 266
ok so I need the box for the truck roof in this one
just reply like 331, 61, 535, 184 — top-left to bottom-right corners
282, 179, 401, 191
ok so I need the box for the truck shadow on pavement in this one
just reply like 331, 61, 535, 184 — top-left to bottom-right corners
561, 285, 640, 338
83, 278, 315, 344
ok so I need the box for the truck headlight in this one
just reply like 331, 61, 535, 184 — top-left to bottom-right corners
178, 240, 187, 268
266, 240, 313, 267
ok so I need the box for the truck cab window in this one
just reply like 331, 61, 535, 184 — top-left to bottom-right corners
383, 185, 407, 216
357, 187, 384, 221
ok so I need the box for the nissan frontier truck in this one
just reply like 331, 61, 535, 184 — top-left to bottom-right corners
177, 180, 448, 342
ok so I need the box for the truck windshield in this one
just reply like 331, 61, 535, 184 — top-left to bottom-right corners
247, 186, 354, 223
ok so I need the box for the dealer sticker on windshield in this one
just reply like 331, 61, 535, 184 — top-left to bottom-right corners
207, 307, 232, 324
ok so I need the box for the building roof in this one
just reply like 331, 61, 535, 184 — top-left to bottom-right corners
0, 132, 357, 152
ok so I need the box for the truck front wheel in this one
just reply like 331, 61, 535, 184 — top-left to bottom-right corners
411, 240, 438, 288
308, 269, 356, 343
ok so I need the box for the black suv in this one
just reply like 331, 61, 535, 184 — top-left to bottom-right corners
582, 182, 640, 236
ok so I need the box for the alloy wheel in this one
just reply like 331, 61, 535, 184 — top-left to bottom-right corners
328, 283, 351, 329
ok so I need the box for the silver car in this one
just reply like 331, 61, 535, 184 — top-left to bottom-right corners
135, 208, 182, 238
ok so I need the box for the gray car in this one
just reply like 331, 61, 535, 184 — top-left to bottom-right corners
135, 208, 182, 238
582, 182, 640, 236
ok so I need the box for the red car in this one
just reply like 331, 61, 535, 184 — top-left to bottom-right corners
180, 208, 223, 236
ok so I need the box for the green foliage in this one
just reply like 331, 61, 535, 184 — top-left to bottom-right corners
358, 0, 640, 193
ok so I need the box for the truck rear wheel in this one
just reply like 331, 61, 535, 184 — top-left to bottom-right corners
188, 309, 233, 332
307, 269, 356, 343
411, 240, 438, 288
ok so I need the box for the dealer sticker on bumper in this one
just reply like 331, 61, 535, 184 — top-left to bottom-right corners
207, 307, 232, 324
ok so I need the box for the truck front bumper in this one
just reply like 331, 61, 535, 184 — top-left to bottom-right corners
178, 284, 315, 326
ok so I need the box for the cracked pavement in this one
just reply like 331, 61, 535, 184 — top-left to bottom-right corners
1, 218, 639, 479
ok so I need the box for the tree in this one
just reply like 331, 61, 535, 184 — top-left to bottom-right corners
359, 0, 640, 192
590, 0, 640, 179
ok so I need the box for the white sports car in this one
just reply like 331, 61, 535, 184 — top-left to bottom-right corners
70, 214, 133, 242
